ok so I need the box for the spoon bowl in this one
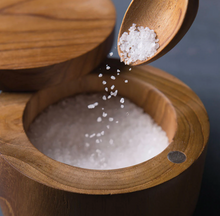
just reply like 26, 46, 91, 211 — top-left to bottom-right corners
118, 0, 199, 65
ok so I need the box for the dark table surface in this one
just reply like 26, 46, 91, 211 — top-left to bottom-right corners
1, 0, 219, 215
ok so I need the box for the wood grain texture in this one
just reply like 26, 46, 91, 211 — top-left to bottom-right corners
0, 0, 116, 91
118, 0, 199, 65
0, 59, 209, 216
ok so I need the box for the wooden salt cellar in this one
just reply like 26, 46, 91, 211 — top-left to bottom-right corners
0, 58, 209, 216
0, 0, 209, 216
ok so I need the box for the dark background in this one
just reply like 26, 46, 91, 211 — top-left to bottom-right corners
1, 0, 219, 215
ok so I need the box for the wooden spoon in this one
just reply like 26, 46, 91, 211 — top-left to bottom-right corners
117, 0, 199, 65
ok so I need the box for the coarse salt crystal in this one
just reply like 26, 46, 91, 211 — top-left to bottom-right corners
111, 76, 116, 80
102, 112, 107, 117
88, 104, 95, 109
97, 117, 102, 122
98, 73, 103, 77
105, 87, 108, 92
106, 65, 110, 70
109, 117, 114, 122
125, 80, 128, 83
110, 90, 118, 97
88, 102, 98, 109
117, 69, 120, 72
97, 133, 101, 137
121, 104, 124, 108
111, 85, 115, 90
102, 81, 107, 85
102, 95, 107, 100
120, 98, 125, 103
109, 52, 113, 56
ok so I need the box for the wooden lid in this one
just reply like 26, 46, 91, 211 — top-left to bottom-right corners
0, 0, 116, 91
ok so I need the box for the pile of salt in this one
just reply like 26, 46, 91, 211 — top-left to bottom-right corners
28, 93, 169, 170
118, 23, 159, 65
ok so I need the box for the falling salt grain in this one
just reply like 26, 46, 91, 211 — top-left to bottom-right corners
125, 80, 128, 83
106, 65, 110, 70
111, 85, 115, 90
85, 134, 89, 137
117, 69, 120, 72
120, 98, 125, 103
109, 52, 113, 56
129, 68, 132, 71
105, 87, 108, 92
111, 76, 116, 80
102, 95, 107, 100
98, 73, 103, 77
107, 95, 111, 99
121, 104, 124, 108
102, 81, 107, 85
88, 102, 98, 109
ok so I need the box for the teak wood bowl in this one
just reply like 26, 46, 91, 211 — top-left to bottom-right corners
0, 0, 116, 91
0, 59, 209, 216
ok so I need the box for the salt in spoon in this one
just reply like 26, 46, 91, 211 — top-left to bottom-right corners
117, 0, 199, 65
